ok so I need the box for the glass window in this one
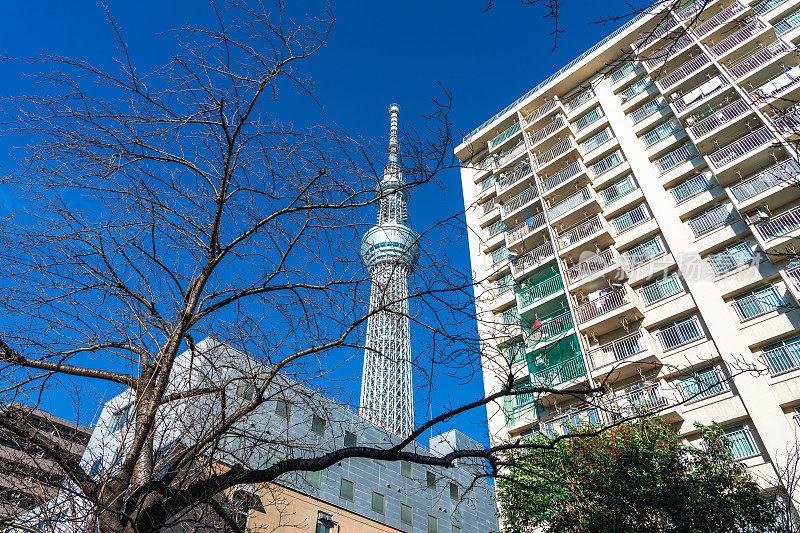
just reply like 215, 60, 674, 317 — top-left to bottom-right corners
372, 491, 385, 514
344, 432, 357, 447
89, 458, 102, 478
401, 460, 412, 478
311, 415, 326, 437
449, 481, 459, 500
108, 404, 132, 434
452, 526, 462, 533
680, 366, 727, 400
275, 400, 292, 420
427, 471, 436, 489
339, 478, 354, 501
306, 470, 321, 489
316, 512, 335, 533
723, 425, 757, 459
401, 504, 413, 526
235, 380, 255, 400
428, 515, 439, 533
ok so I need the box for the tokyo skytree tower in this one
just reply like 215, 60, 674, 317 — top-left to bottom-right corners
359, 104, 420, 438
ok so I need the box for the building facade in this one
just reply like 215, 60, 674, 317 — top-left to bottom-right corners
457, 0, 800, 502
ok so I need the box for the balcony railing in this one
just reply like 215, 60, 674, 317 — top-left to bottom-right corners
609, 61, 637, 83
500, 306, 520, 325
581, 127, 614, 154
724, 427, 758, 459
518, 275, 564, 308
708, 241, 754, 275
573, 107, 604, 131
710, 19, 766, 57
524, 98, 559, 128
786, 264, 800, 291
575, 286, 630, 324
535, 138, 575, 169
754, 0, 789, 15
563, 248, 617, 283
496, 140, 527, 169
763, 338, 800, 374
640, 273, 682, 304
655, 142, 697, 174
548, 187, 592, 220
491, 246, 512, 265
671, 172, 712, 203
590, 150, 625, 178
490, 122, 521, 150
506, 211, 546, 243
755, 205, 800, 241
588, 330, 646, 367
694, 1, 746, 37
621, 237, 665, 268
644, 32, 695, 70
774, 8, 800, 34
613, 382, 669, 414
484, 219, 508, 239
599, 175, 637, 205
633, 15, 678, 50
528, 114, 567, 147
477, 174, 496, 195
511, 241, 555, 274
610, 204, 651, 234
502, 186, 539, 216
481, 196, 499, 216
689, 99, 750, 138
565, 88, 595, 111
498, 161, 533, 192
688, 204, 734, 236
643, 117, 681, 147
529, 355, 586, 387
675, 0, 704, 20
733, 285, 785, 321
727, 41, 791, 79
620, 76, 653, 103
771, 105, 800, 136
656, 54, 711, 90
541, 161, 583, 193
750, 66, 800, 103
672, 75, 728, 113
556, 215, 604, 249
526, 309, 574, 345
730, 159, 800, 202
708, 127, 775, 169
657, 316, 704, 350
630, 98, 665, 124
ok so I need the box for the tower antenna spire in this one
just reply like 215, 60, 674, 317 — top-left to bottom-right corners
388, 103, 400, 167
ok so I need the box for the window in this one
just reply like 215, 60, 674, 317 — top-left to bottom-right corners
427, 471, 437, 489
657, 316, 704, 350
428, 515, 439, 533
339, 478, 354, 501
723, 425, 758, 459
153, 440, 179, 479
108, 404, 132, 434
235, 380, 255, 400
708, 241, 755, 275
733, 285, 784, 321
611, 204, 649, 233
763, 336, 800, 374
680, 366, 728, 401
275, 400, 292, 420
401, 504, 413, 526
306, 470, 321, 489
401, 460, 412, 478
266, 449, 286, 467
449, 481, 459, 500
89, 458, 102, 478
311, 415, 326, 437
371, 491, 385, 514
344, 432, 357, 447
316, 511, 335, 533
640, 273, 682, 305
452, 526, 462, 533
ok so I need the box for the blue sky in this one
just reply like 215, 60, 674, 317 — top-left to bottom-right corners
0, 0, 631, 445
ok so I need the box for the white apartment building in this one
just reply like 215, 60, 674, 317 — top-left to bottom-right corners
457, 0, 800, 502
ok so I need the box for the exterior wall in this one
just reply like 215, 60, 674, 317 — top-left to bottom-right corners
457, 0, 800, 506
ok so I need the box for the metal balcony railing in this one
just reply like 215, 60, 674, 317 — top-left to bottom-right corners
506, 211, 546, 243
611, 204, 651, 234
633, 15, 678, 50
609, 61, 637, 83
484, 219, 508, 239
524, 98, 559, 128
621, 237, 665, 268
556, 215, 604, 249
786, 264, 800, 291
620, 76, 653, 103
689, 99, 750, 138
490, 122, 521, 150
727, 41, 791, 79
495, 140, 527, 169
581, 127, 614, 154
710, 19, 766, 57
481, 196, 499, 216
657, 316, 704, 350
644, 32, 695, 70
733, 285, 785, 321
730, 159, 800, 202
541, 161, 583, 193
630, 98, 665, 124
750, 66, 800, 103
535, 138, 575, 169
495, 273, 515, 296
588, 330, 646, 367
688, 204, 735, 236
573, 107, 604, 131
708, 240, 754, 275
575, 286, 630, 324
503, 186, 539, 217
563, 248, 617, 283
772, 105, 800, 136
613, 382, 669, 414
599, 175, 637, 205
655, 143, 697, 174
518, 275, 564, 308
755, 205, 800, 241
500, 305, 520, 325
695, 1, 746, 37
590, 150, 625, 178
643, 118, 681, 147
542, 406, 600, 437
528, 115, 567, 147
774, 8, 800, 34
530, 355, 586, 387
708, 127, 775, 168
526, 309, 574, 345
724, 427, 758, 459
754, 0, 789, 15
671, 172, 712, 203
477, 174, 496, 194
675, 0, 704, 20
763, 337, 800, 374
565, 88, 595, 111
672, 75, 728, 113
656, 54, 711, 90
498, 161, 533, 192
548, 187, 592, 220
511, 386, 537, 409
640, 273, 682, 304
473, 155, 494, 175
511, 241, 555, 274
491, 246, 512, 265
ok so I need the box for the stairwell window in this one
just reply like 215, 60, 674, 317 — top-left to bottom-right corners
372, 491, 385, 514
108, 404, 132, 434
401, 504, 413, 526
339, 478, 355, 501
449, 481, 459, 500
311, 415, 326, 437
235, 380, 255, 400
275, 400, 292, 420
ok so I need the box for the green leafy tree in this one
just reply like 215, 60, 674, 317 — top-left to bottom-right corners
496, 418, 785, 533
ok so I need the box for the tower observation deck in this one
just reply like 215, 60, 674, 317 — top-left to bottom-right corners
359, 104, 420, 438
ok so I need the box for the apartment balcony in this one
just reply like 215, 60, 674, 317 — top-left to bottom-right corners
523, 308, 575, 353
527, 114, 571, 150
540, 160, 588, 197
752, 203, 800, 254
688, 203, 737, 237
725, 40, 792, 80
495, 139, 528, 172
482, 219, 508, 248
555, 214, 614, 256
620, 236, 672, 285
589, 330, 660, 380
478, 195, 501, 225
632, 14, 679, 52
572, 106, 609, 140
609, 381, 683, 422
709, 19, 768, 59
470, 154, 495, 179
599, 175, 643, 217
496, 159, 534, 201
774, 7, 800, 37
489, 121, 522, 152
533, 137, 579, 174
670, 74, 730, 116
517, 274, 565, 316
783, 264, 800, 301
670, 171, 714, 205
693, 0, 748, 39
522, 97, 564, 131
707, 240, 757, 277
750, 65, 800, 109
562, 247, 627, 290
686, 98, 753, 142
770, 105, 800, 140
609, 61, 642, 87
505, 211, 547, 253
501, 185, 540, 226
619, 76, 658, 112
588, 149, 630, 188
505, 393, 542, 433
654, 142, 702, 179
575, 285, 643, 335
642, 32, 696, 72
630, 97, 672, 136
547, 186, 601, 226
708, 126, 778, 180
729, 158, 800, 211
609, 203, 657, 249
511, 241, 556, 280
753, 0, 795, 20
580, 127, 619, 163
475, 174, 497, 203
655, 53, 713, 92
642, 117, 686, 154
653, 315, 706, 353
762, 332, 800, 375
528, 354, 586, 389
564, 88, 597, 118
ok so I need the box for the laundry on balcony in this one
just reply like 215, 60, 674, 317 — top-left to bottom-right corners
677, 76, 724, 107
751, 65, 800, 101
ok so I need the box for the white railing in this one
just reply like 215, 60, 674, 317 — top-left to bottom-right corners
541, 161, 583, 192
733, 285, 784, 321
581, 127, 614, 154
599, 175, 637, 205
774, 8, 800, 34
694, 1, 745, 37
657, 316, 704, 350
619, 76, 653, 103
633, 15, 678, 50
495, 140, 527, 169
517, 275, 564, 308
609, 61, 637, 83
710, 19, 766, 57
491, 246, 511, 265
640, 273, 682, 304
531, 310, 574, 341
672, 75, 728, 113
755, 205, 800, 241
754, 0, 789, 15
481, 196, 499, 216
708, 241, 754, 275
630, 98, 665, 124
498, 161, 533, 192
613, 382, 669, 414
506, 211, 547, 243
689, 99, 750, 138
589, 330, 646, 367
657, 54, 710, 90
772, 106, 800, 136
610, 204, 651, 234
708, 127, 775, 168
621, 237, 665, 267
575, 286, 630, 324
523, 98, 560, 128
502, 186, 539, 216
490, 122, 521, 150
763, 338, 800, 374
731, 159, 800, 202
528, 115, 567, 147
750, 66, 800, 103
511, 241, 555, 274
484, 219, 507, 239
655, 142, 696, 174
590, 150, 625, 178
556, 215, 604, 250
688, 204, 734, 236
643, 117, 681, 147
548, 187, 592, 220
563, 248, 617, 283
535, 138, 575, 169
644, 32, 695, 70
565, 88, 595, 111
675, 0, 704, 20
728, 41, 791, 79
671, 172, 711, 203
573, 107, 604, 131
529, 355, 586, 387
786, 265, 800, 291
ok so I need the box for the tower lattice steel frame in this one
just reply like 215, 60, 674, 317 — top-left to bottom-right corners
359, 104, 420, 438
